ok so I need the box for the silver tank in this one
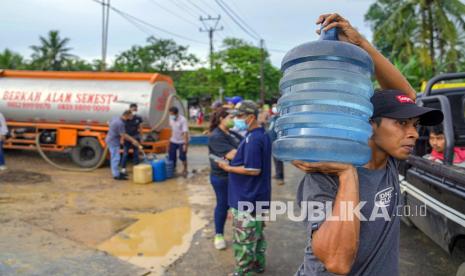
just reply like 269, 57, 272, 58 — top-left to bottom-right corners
0, 76, 183, 128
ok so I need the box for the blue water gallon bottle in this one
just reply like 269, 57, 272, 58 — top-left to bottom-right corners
164, 156, 174, 179
272, 27, 374, 165
152, 159, 167, 182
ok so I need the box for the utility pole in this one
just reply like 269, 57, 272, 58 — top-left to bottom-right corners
199, 15, 223, 71
101, 0, 110, 71
259, 39, 265, 105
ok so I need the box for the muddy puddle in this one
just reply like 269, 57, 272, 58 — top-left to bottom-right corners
28, 214, 136, 247
98, 207, 207, 275
0, 170, 51, 184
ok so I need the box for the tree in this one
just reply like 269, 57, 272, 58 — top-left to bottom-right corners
30, 30, 74, 70
365, 0, 465, 89
0, 49, 26, 69
112, 37, 199, 73
211, 38, 281, 100
175, 68, 213, 98
62, 58, 95, 71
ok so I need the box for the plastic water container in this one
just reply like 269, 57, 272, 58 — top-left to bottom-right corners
272, 27, 374, 165
133, 164, 153, 184
151, 159, 166, 182
164, 156, 174, 179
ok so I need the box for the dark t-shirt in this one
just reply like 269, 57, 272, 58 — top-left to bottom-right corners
228, 127, 272, 210
125, 115, 143, 137
208, 128, 242, 178
296, 157, 400, 276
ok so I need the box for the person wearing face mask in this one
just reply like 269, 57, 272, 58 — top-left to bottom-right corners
231, 117, 248, 138
168, 106, 189, 177
208, 107, 243, 250
216, 100, 272, 275
106, 110, 144, 180
121, 103, 144, 174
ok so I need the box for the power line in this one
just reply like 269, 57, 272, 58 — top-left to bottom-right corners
185, 0, 209, 15
92, 0, 207, 45
117, 11, 154, 37
170, 0, 199, 19
214, 0, 259, 41
216, 0, 260, 39
199, 15, 223, 70
197, 0, 237, 37
197, 0, 219, 14
148, 0, 199, 28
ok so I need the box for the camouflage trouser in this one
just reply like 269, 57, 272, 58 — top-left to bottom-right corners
231, 208, 267, 276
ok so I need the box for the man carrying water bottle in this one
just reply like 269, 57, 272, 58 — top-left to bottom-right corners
293, 14, 443, 276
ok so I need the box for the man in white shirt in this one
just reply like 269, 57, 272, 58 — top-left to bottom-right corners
168, 106, 189, 177
0, 112, 8, 170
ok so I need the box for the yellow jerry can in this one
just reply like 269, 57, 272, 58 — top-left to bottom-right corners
133, 164, 153, 184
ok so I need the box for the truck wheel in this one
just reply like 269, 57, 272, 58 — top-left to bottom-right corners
70, 137, 103, 168
456, 262, 465, 276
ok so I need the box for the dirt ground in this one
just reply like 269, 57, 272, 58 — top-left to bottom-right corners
0, 147, 213, 276
0, 146, 463, 275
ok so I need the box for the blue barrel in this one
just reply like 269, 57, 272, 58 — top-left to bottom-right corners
151, 159, 166, 182
164, 156, 174, 179
273, 27, 374, 165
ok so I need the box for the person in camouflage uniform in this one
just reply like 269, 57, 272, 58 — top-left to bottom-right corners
232, 209, 267, 275
216, 101, 272, 276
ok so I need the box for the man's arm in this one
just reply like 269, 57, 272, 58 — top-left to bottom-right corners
182, 117, 189, 152
122, 133, 142, 149
224, 149, 237, 160
138, 122, 143, 137
318, 13, 416, 100
0, 113, 8, 138
292, 161, 360, 274
216, 162, 261, 176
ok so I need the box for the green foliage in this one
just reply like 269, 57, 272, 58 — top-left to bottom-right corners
174, 38, 282, 101
2, 32, 282, 101
212, 38, 281, 100
0, 49, 26, 69
365, 0, 465, 90
174, 68, 213, 98
112, 37, 199, 72
62, 58, 102, 71
30, 30, 75, 70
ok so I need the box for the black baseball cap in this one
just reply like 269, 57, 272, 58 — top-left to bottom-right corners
371, 90, 443, 126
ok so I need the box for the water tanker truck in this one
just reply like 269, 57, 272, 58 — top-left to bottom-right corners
0, 70, 184, 168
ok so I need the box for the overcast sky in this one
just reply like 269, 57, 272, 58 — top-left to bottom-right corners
0, 0, 376, 68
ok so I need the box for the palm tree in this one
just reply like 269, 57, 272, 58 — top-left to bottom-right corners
0, 49, 25, 69
365, 0, 465, 77
30, 30, 74, 70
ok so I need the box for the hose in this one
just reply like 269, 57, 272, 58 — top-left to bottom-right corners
35, 133, 110, 172
151, 93, 186, 131
36, 92, 185, 172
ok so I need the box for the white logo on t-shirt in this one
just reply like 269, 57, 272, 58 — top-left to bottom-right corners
374, 187, 394, 207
